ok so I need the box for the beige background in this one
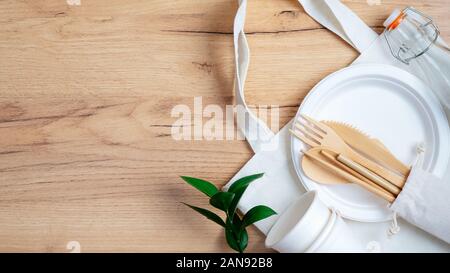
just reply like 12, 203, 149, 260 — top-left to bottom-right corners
0, 0, 449, 252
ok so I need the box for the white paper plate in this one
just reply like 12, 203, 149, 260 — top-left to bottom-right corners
291, 64, 450, 222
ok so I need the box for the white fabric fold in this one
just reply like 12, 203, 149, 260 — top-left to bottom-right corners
232, 0, 378, 153
300, 0, 378, 52
391, 149, 450, 244
234, 0, 275, 153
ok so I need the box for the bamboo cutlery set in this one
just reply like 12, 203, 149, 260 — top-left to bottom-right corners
290, 115, 411, 203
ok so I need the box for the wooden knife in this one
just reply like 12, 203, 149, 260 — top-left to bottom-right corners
322, 121, 410, 176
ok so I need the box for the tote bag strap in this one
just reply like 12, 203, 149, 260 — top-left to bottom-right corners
234, 0, 378, 153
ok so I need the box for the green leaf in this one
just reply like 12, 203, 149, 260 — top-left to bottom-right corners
241, 205, 277, 228
227, 173, 264, 217
225, 226, 240, 253
209, 192, 235, 211
181, 176, 219, 197
228, 187, 245, 218
227, 213, 242, 235
182, 203, 226, 227
228, 173, 264, 193
238, 228, 248, 252
225, 216, 247, 253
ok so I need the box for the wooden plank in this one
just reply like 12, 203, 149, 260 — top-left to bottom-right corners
0, 0, 449, 252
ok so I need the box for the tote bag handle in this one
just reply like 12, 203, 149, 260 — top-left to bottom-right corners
234, 0, 378, 153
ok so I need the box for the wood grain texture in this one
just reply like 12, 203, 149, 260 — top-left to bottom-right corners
0, 0, 449, 252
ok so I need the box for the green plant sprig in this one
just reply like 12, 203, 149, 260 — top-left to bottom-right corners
181, 173, 276, 253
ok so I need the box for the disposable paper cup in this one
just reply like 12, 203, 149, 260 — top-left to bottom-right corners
265, 191, 331, 253
306, 211, 366, 253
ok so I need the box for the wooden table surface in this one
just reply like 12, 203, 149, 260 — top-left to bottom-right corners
0, 0, 449, 253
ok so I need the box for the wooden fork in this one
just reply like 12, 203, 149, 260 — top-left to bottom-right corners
290, 115, 406, 188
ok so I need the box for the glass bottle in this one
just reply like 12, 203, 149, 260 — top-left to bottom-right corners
384, 7, 450, 110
